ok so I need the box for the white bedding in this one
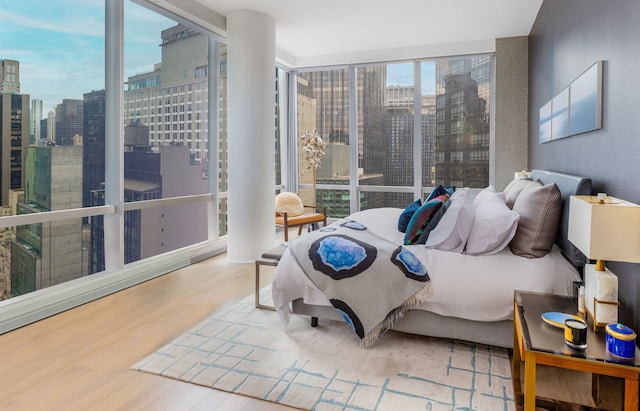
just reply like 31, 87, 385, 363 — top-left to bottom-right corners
272, 207, 581, 328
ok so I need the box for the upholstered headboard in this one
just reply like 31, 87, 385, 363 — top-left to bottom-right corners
530, 169, 592, 266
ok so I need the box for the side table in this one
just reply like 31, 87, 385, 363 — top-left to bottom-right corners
254, 245, 286, 310
513, 290, 640, 410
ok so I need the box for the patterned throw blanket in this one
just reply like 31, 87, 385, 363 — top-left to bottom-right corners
289, 219, 432, 348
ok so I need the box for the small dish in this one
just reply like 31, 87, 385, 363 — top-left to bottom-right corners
541, 312, 583, 328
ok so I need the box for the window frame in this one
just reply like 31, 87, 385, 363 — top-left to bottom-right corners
292, 54, 495, 218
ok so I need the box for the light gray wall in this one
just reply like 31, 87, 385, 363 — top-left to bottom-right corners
529, 0, 640, 335
494, 37, 528, 190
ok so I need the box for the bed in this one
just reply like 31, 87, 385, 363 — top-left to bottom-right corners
271, 170, 592, 348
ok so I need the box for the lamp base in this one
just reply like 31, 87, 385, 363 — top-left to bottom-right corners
585, 298, 620, 332
584, 264, 619, 331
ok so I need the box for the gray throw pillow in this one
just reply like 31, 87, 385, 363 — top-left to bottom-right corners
509, 181, 562, 258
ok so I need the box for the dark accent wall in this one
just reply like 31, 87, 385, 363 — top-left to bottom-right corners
529, 0, 640, 334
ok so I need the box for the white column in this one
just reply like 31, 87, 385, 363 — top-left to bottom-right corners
226, 10, 276, 262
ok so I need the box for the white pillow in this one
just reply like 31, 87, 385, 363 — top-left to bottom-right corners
474, 185, 507, 206
425, 188, 475, 253
465, 190, 520, 256
473, 185, 496, 206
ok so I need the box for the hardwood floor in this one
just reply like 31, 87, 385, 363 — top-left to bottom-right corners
0, 252, 297, 410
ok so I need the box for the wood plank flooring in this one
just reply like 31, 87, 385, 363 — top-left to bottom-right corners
0, 252, 296, 411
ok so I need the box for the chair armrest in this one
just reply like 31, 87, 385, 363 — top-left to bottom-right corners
276, 211, 292, 223
302, 204, 327, 216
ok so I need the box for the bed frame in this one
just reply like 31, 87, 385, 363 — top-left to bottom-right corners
290, 170, 592, 348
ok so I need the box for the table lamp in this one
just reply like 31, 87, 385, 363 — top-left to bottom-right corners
568, 194, 640, 330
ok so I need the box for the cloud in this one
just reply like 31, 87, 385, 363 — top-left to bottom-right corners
0, 10, 103, 37
2, 0, 176, 111
0, 49, 34, 56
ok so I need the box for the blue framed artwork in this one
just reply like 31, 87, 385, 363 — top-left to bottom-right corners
539, 61, 603, 143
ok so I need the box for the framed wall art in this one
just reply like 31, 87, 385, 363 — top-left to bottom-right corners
551, 87, 569, 139
539, 60, 603, 143
569, 61, 603, 135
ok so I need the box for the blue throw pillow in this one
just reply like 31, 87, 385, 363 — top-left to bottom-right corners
397, 199, 421, 233
404, 194, 449, 245
425, 185, 456, 202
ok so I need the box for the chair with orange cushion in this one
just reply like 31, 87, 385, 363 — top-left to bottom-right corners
275, 192, 327, 242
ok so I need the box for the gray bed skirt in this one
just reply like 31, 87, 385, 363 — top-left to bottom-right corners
292, 299, 514, 348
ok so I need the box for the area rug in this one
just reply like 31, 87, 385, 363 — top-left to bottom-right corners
133, 288, 515, 410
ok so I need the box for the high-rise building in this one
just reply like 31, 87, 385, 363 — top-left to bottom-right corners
296, 76, 318, 206
0, 59, 20, 94
421, 95, 437, 187
217, 44, 228, 236
89, 124, 208, 273
383, 87, 438, 207
0, 93, 29, 205
357, 67, 387, 184
124, 23, 209, 162
0, 189, 23, 300
30, 99, 43, 145
10, 146, 87, 295
82, 90, 106, 209
385, 86, 415, 190
123, 24, 231, 235
435, 57, 491, 188
46, 110, 55, 143
298, 67, 387, 211
298, 70, 350, 145
40, 118, 48, 145
55, 99, 83, 146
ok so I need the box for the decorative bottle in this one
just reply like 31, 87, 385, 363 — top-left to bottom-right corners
578, 285, 586, 314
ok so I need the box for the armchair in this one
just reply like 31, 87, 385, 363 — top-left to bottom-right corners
275, 192, 327, 242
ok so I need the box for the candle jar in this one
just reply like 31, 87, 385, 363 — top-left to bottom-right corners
564, 318, 588, 350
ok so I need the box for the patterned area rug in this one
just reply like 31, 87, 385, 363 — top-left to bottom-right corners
133, 289, 515, 410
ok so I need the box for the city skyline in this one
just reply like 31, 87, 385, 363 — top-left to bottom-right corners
0, 1, 436, 119
0, 0, 174, 113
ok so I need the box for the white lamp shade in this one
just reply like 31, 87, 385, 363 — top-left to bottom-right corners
568, 195, 640, 263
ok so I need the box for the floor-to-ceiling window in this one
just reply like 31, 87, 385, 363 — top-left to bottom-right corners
358, 63, 414, 210
430, 56, 491, 189
120, 3, 211, 267
0, 1, 229, 305
0, 0, 285, 312
296, 55, 493, 218
0, 1, 106, 298
297, 69, 351, 218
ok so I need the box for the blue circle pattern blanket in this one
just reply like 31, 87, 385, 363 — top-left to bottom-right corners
289, 219, 433, 348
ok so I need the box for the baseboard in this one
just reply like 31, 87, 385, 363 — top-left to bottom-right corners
0, 240, 226, 334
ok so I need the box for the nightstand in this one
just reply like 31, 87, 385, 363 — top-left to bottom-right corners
513, 290, 640, 410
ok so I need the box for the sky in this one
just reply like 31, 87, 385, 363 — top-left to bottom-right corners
386, 62, 436, 95
0, 0, 435, 117
0, 0, 173, 113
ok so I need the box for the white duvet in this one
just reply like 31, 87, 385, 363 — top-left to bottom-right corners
272, 207, 581, 328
